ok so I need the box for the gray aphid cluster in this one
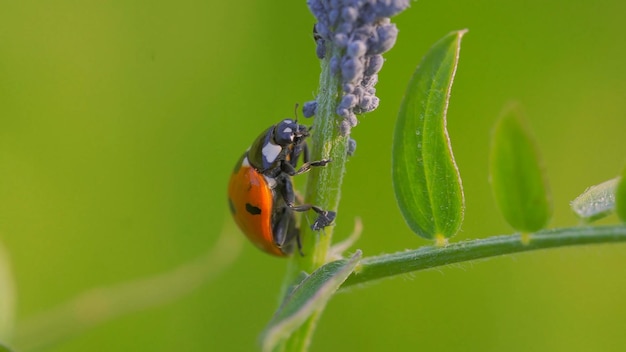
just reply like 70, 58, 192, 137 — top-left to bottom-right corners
304, 0, 410, 136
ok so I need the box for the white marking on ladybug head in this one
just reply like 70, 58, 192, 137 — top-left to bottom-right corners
242, 156, 250, 167
283, 119, 293, 124
283, 127, 292, 134
262, 142, 282, 164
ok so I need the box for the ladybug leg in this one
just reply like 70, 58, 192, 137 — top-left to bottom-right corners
280, 177, 337, 231
289, 143, 304, 168
282, 140, 331, 175
272, 207, 301, 255
295, 159, 332, 175
301, 142, 310, 164
295, 227, 303, 256
291, 204, 337, 231
281, 158, 331, 176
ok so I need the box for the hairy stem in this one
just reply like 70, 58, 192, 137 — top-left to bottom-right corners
284, 46, 347, 282
278, 47, 347, 351
342, 225, 626, 288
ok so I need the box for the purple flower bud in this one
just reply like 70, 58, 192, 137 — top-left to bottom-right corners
339, 94, 358, 110
334, 33, 349, 48
347, 40, 367, 58
352, 26, 374, 42
367, 23, 398, 55
371, 96, 380, 110
352, 85, 365, 99
329, 9, 340, 25
358, 94, 372, 110
330, 56, 340, 75
342, 6, 358, 22
339, 112, 358, 136
336, 107, 350, 118
314, 22, 330, 39
316, 39, 326, 59
302, 100, 318, 118
358, 94, 380, 112
337, 22, 353, 35
341, 56, 364, 83
362, 73, 378, 89
307, 0, 324, 18
346, 111, 358, 126
360, 5, 377, 24
309, 0, 408, 129
342, 83, 355, 93
374, 0, 410, 18
340, 120, 352, 136
364, 55, 384, 76
316, 13, 329, 27
347, 138, 357, 156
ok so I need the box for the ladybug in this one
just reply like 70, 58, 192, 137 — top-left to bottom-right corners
227, 117, 336, 256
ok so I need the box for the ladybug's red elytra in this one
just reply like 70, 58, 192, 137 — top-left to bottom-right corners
227, 117, 336, 256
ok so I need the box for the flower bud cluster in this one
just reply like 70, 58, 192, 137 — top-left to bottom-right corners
306, 0, 410, 135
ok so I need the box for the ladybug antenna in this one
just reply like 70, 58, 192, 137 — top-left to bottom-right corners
293, 103, 300, 125
293, 103, 301, 134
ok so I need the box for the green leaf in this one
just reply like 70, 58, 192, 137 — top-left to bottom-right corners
0, 343, 12, 352
571, 178, 620, 222
617, 169, 626, 222
0, 241, 15, 343
489, 103, 551, 233
261, 251, 361, 352
392, 30, 467, 241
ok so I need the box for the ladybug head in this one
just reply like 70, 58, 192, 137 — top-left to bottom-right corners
274, 119, 309, 147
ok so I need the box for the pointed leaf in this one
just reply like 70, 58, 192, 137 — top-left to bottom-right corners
617, 170, 626, 222
261, 251, 362, 352
571, 178, 620, 222
392, 30, 467, 241
489, 104, 551, 232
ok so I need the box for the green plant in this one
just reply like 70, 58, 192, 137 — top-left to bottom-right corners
1, 2, 625, 352
259, 1, 626, 351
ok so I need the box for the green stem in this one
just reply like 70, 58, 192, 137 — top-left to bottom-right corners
299, 48, 348, 272
278, 48, 347, 350
281, 311, 319, 352
342, 225, 626, 288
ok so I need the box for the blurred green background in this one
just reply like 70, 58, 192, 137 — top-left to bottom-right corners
2, 0, 626, 351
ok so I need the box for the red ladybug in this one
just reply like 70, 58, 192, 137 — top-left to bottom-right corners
227, 117, 336, 256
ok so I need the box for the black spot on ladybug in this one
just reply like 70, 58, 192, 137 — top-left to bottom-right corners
228, 198, 236, 215
246, 203, 262, 215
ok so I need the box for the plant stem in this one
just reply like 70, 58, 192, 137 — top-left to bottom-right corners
284, 46, 347, 281
281, 311, 319, 352
302, 49, 348, 272
342, 225, 626, 288
279, 47, 347, 351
